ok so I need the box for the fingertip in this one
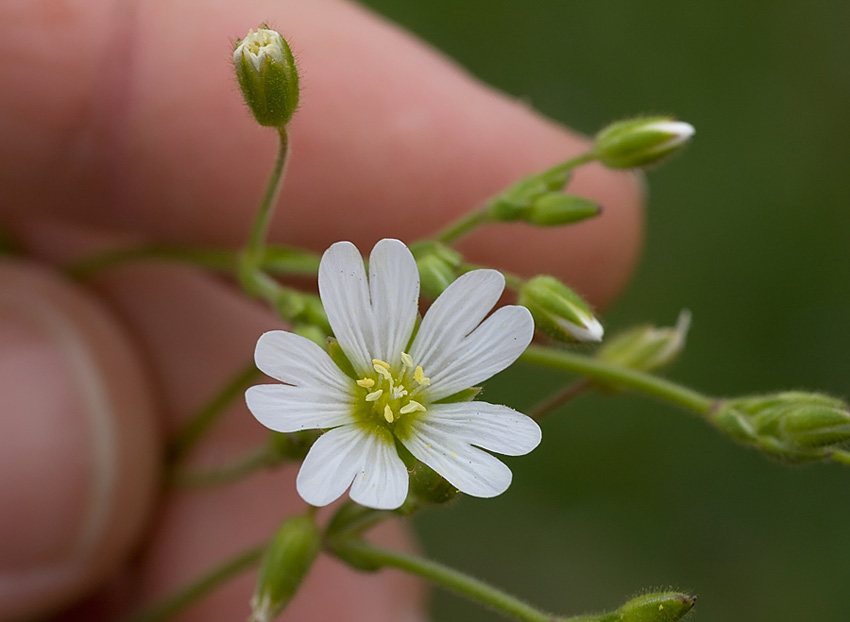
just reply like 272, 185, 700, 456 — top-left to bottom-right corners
0, 261, 159, 619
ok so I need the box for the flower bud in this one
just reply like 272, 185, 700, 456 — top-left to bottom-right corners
519, 276, 603, 343
712, 392, 850, 462
525, 193, 601, 227
487, 170, 572, 222
594, 117, 694, 169
618, 591, 697, 622
234, 26, 300, 128
411, 241, 463, 298
596, 310, 691, 372
250, 514, 321, 621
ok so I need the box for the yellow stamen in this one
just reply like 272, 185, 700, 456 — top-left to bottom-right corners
400, 400, 426, 414
373, 359, 392, 380
414, 366, 430, 386
383, 405, 395, 423
400, 352, 414, 368
365, 389, 383, 402
356, 378, 375, 388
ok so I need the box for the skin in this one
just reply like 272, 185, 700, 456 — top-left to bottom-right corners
0, 0, 644, 619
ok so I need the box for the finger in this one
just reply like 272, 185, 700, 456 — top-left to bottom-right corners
80, 262, 424, 621
0, 0, 642, 307
0, 261, 159, 620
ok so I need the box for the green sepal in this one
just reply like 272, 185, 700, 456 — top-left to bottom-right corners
435, 386, 482, 404
327, 338, 359, 380
525, 193, 601, 227
267, 430, 318, 462
617, 591, 697, 622
408, 461, 459, 505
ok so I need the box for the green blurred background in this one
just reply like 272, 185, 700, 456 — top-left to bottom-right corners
359, 2, 850, 621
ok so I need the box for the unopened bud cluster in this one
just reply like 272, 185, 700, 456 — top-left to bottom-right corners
594, 117, 694, 169
519, 276, 603, 343
234, 26, 300, 127
711, 391, 850, 462
487, 167, 601, 227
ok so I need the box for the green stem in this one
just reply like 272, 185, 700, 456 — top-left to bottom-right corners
331, 541, 554, 622
540, 152, 596, 179
126, 545, 265, 622
67, 246, 238, 280
243, 127, 290, 272
167, 361, 261, 463
520, 345, 714, 415
435, 210, 491, 245
434, 152, 597, 247
528, 379, 591, 420
167, 445, 277, 488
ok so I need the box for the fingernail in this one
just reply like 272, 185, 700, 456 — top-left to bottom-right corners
0, 292, 115, 591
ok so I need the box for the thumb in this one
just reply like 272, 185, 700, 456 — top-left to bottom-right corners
0, 261, 159, 620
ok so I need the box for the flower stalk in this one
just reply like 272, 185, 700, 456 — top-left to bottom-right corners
126, 545, 265, 622
520, 345, 715, 415
328, 540, 555, 622
240, 127, 291, 292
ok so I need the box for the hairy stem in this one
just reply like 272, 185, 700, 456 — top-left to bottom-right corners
520, 345, 714, 415
167, 445, 278, 488
126, 545, 265, 622
167, 361, 261, 463
331, 541, 555, 622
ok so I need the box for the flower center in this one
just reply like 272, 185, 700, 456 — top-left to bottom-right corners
242, 29, 277, 57
354, 353, 431, 426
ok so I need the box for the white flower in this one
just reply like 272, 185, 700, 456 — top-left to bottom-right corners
246, 239, 542, 510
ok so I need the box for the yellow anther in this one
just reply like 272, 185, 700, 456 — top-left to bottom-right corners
400, 352, 414, 368
383, 405, 395, 423
414, 366, 430, 386
400, 400, 426, 414
365, 389, 383, 402
372, 359, 392, 380
356, 378, 375, 388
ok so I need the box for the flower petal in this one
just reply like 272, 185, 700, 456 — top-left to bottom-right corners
318, 239, 419, 374
421, 305, 534, 402
349, 428, 409, 510
295, 425, 408, 509
409, 269, 505, 373
246, 385, 353, 432
367, 239, 419, 367
318, 241, 375, 374
401, 420, 514, 498
296, 425, 366, 507
420, 402, 541, 455
254, 330, 353, 393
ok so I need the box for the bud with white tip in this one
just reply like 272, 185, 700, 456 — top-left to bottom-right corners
234, 26, 300, 128
596, 310, 691, 373
594, 117, 695, 169
519, 275, 603, 343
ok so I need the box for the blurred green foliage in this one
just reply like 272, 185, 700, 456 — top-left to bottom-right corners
360, 2, 850, 621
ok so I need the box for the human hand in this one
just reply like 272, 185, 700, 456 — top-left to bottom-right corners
0, 1, 642, 619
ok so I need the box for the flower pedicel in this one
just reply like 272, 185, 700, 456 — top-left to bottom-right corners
246, 238, 541, 510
